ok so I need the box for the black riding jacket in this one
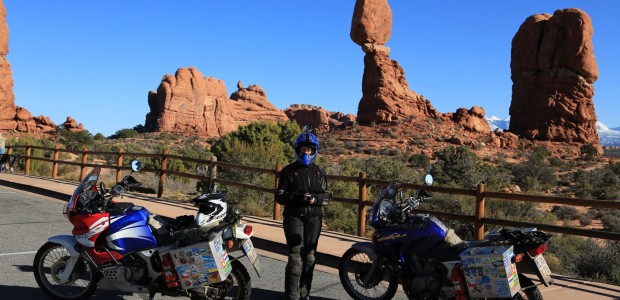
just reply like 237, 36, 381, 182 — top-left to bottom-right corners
275, 161, 331, 217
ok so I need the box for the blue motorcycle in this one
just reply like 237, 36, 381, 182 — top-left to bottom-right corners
339, 175, 552, 300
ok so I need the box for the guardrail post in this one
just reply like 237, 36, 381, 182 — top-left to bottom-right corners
52, 144, 60, 179
475, 182, 486, 240
80, 148, 88, 180
358, 172, 367, 237
25, 145, 31, 175
209, 156, 217, 188
116, 148, 124, 183
157, 149, 168, 198
274, 164, 282, 221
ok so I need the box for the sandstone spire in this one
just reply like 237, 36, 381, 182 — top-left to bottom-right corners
510, 8, 599, 145
351, 0, 438, 125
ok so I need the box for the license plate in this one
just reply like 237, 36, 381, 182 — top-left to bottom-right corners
532, 254, 552, 286
242, 238, 261, 276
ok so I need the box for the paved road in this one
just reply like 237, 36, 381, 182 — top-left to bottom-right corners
0, 186, 407, 300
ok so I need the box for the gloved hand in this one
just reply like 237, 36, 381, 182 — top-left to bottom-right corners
304, 193, 316, 205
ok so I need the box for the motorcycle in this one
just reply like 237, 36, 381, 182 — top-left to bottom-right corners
33, 160, 261, 300
339, 175, 553, 300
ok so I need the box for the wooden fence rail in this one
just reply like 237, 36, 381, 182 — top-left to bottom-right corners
6, 144, 620, 241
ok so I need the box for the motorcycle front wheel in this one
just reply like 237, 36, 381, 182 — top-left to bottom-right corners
33, 242, 98, 300
339, 248, 398, 300
191, 259, 251, 300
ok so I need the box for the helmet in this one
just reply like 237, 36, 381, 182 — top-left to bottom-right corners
293, 130, 320, 166
195, 197, 227, 228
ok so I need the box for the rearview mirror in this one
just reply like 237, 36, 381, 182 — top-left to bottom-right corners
424, 174, 433, 186
130, 160, 142, 172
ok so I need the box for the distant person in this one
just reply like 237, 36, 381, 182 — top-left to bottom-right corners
275, 129, 331, 300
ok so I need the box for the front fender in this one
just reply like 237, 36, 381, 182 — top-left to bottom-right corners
48, 235, 81, 283
350, 241, 378, 261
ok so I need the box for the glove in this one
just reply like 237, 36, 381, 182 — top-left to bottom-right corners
304, 193, 316, 205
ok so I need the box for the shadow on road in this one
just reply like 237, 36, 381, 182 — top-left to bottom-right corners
252, 288, 336, 300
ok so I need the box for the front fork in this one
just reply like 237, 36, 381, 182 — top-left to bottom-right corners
48, 235, 83, 284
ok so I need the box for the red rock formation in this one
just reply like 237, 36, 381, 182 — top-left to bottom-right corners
0, 0, 56, 134
144, 68, 288, 137
450, 106, 491, 133
284, 104, 355, 131
351, 0, 438, 125
145, 67, 237, 137
510, 8, 599, 146
229, 81, 288, 126
350, 0, 392, 45
62, 116, 84, 132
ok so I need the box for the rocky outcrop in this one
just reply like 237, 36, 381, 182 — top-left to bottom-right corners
62, 116, 84, 132
229, 81, 288, 126
284, 104, 355, 131
450, 106, 491, 133
351, 0, 438, 125
0, 0, 56, 134
509, 8, 599, 146
144, 68, 288, 137
145, 67, 237, 138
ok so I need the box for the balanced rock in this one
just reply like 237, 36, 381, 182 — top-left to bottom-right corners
350, 0, 392, 46
510, 8, 599, 145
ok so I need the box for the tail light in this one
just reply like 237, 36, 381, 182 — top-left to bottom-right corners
528, 244, 548, 257
450, 264, 467, 300
244, 225, 253, 236
161, 253, 179, 288
227, 239, 235, 249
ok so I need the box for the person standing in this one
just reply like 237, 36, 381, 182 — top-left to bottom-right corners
275, 130, 331, 300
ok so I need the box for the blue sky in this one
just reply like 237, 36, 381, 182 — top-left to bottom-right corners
4, 1, 619, 136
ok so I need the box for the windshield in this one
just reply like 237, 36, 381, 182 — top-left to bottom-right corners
66, 167, 101, 214
368, 181, 401, 228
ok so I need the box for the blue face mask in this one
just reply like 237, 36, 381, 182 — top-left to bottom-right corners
296, 151, 317, 166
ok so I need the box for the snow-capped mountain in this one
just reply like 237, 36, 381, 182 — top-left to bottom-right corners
486, 116, 510, 131
597, 122, 620, 146
486, 116, 620, 147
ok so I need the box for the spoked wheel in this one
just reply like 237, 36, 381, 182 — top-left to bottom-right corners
339, 248, 398, 300
191, 260, 251, 300
33, 242, 98, 300
511, 274, 544, 300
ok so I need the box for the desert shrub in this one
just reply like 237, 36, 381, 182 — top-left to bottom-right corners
408, 153, 430, 170
580, 144, 599, 160
574, 239, 620, 285
601, 211, 620, 232
546, 234, 585, 276
431, 146, 511, 190
323, 202, 359, 235
573, 167, 620, 200
551, 205, 580, 221
110, 128, 139, 139
56, 128, 95, 150
93, 133, 105, 140
579, 214, 593, 226
510, 146, 557, 191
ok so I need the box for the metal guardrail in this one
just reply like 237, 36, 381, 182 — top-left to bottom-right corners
5, 144, 620, 241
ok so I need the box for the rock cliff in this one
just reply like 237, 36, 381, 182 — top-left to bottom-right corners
144, 68, 288, 137
510, 8, 599, 145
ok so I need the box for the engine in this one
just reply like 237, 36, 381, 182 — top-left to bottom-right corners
97, 251, 159, 293
404, 256, 448, 299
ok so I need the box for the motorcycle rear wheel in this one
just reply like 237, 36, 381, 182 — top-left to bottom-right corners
511, 274, 544, 300
33, 242, 98, 300
339, 248, 398, 300
191, 259, 251, 300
